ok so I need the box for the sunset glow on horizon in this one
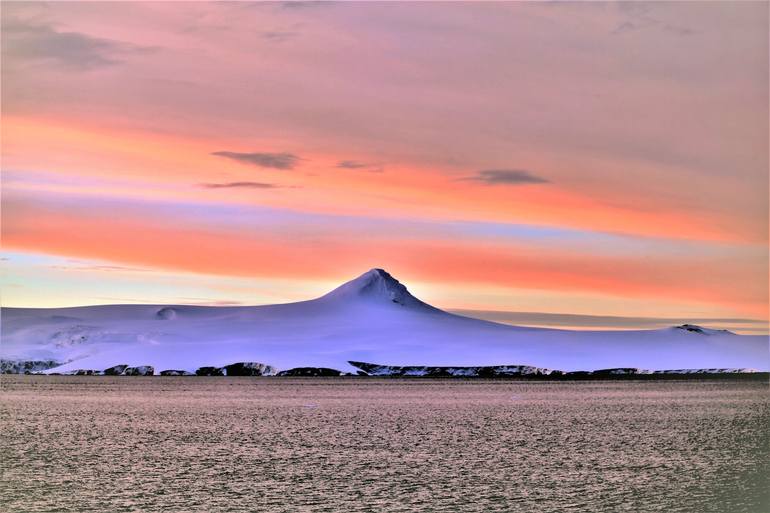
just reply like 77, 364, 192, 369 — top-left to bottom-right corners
1, 2, 768, 334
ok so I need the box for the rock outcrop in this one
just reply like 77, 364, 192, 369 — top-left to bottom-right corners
159, 369, 195, 376
591, 368, 646, 376
195, 366, 224, 376
349, 361, 553, 377
70, 369, 102, 376
123, 365, 154, 376
223, 362, 276, 376
276, 367, 343, 377
103, 364, 129, 376
652, 368, 758, 374
156, 307, 177, 320
0, 359, 62, 374
674, 324, 733, 335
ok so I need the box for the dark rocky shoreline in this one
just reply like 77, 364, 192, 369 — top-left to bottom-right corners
2, 358, 766, 379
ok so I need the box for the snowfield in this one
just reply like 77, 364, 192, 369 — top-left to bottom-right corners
1, 269, 767, 374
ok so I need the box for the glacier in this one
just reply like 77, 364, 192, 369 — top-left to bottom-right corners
1, 268, 767, 375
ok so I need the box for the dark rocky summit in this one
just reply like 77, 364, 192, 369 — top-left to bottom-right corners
674, 324, 733, 335
676, 324, 707, 334
321, 268, 441, 312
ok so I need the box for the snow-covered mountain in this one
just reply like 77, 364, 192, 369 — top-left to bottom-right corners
1, 269, 767, 374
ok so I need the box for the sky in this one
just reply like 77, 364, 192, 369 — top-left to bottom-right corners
1, 1, 768, 334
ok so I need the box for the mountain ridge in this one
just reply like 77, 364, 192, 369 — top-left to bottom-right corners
1, 269, 767, 374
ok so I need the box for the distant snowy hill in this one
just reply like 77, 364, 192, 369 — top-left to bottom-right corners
1, 269, 767, 374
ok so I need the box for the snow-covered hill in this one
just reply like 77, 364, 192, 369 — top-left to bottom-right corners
1, 269, 767, 374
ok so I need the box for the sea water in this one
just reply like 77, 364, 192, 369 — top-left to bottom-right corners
2, 377, 768, 512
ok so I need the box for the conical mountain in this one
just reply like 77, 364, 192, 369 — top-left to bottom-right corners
319, 268, 440, 312
1, 268, 765, 375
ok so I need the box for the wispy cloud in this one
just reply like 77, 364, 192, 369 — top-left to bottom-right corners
336, 160, 384, 173
1, 17, 155, 70
49, 263, 151, 273
174, 297, 246, 306
336, 160, 367, 169
460, 169, 549, 185
94, 295, 244, 306
280, 1, 325, 9
261, 31, 298, 42
199, 181, 281, 189
611, 3, 693, 37
211, 151, 300, 170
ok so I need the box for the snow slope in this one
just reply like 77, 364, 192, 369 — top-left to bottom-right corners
1, 269, 767, 374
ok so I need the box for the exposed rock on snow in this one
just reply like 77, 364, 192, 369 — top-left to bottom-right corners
223, 362, 276, 376
565, 371, 592, 377
0, 359, 62, 374
123, 366, 154, 376
652, 368, 758, 374
159, 369, 195, 376
50, 325, 100, 348
196, 366, 224, 376
103, 364, 129, 375
276, 367, 344, 377
592, 368, 647, 376
674, 324, 733, 335
349, 361, 553, 377
156, 307, 177, 320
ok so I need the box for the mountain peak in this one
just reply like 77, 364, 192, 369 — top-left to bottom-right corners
320, 268, 440, 311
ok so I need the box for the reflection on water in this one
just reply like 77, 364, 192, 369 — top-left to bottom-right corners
2, 377, 768, 512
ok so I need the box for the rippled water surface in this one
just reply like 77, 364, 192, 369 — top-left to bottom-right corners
2, 377, 769, 512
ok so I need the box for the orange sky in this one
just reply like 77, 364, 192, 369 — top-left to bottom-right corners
1, 2, 768, 333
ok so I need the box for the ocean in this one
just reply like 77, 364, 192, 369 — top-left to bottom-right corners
2, 377, 768, 512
